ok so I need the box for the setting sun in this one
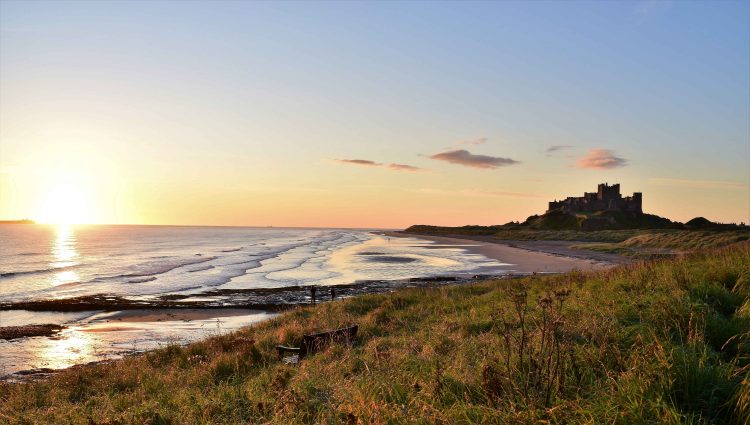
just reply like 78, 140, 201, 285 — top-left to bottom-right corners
34, 182, 94, 224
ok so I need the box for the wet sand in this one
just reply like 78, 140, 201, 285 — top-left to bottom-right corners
2, 233, 618, 380
1, 309, 275, 379
385, 232, 619, 272
95, 308, 267, 323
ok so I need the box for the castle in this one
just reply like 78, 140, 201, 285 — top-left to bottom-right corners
547, 183, 642, 214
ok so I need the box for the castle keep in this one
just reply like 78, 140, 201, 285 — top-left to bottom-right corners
547, 183, 642, 214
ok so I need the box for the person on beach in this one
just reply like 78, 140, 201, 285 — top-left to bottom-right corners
310, 286, 317, 304
331, 288, 336, 300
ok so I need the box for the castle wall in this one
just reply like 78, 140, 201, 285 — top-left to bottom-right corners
547, 184, 642, 214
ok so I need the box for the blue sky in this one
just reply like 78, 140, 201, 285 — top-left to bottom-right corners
1, 0, 748, 226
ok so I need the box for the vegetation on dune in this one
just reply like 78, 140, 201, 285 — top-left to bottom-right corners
519, 210, 676, 231
405, 224, 506, 237
491, 229, 644, 242
620, 231, 750, 250
2, 243, 750, 424
406, 209, 681, 235
406, 211, 748, 247
572, 231, 750, 257
406, 224, 750, 256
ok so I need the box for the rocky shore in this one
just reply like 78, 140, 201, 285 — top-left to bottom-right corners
0, 273, 522, 314
0, 324, 65, 340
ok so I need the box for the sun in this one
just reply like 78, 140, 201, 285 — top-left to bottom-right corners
34, 182, 95, 224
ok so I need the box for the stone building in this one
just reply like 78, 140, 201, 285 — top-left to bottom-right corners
547, 183, 642, 214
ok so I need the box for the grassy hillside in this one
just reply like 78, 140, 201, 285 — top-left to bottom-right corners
405, 224, 750, 255
2, 243, 750, 424
519, 210, 675, 231
407, 211, 745, 236
571, 230, 750, 257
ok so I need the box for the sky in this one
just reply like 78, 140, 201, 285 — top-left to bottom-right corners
0, 0, 748, 228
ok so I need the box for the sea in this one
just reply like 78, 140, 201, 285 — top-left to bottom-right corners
0, 224, 511, 378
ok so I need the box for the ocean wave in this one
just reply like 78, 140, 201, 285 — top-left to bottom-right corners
364, 256, 419, 263
0, 228, 503, 305
94, 256, 219, 281
187, 265, 215, 273
54, 281, 83, 288
127, 277, 157, 283
0, 264, 80, 279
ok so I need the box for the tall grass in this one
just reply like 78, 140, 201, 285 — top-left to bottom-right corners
572, 230, 750, 257
407, 225, 750, 249
1, 242, 749, 424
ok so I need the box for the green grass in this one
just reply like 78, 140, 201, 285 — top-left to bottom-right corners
493, 228, 646, 242
2, 243, 750, 424
406, 224, 653, 242
571, 230, 750, 257
407, 224, 750, 255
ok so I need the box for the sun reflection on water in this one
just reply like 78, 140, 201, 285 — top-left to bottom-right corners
37, 328, 96, 370
51, 225, 80, 287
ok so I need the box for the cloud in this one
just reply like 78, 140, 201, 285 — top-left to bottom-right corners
546, 145, 574, 153
388, 163, 423, 172
576, 149, 627, 169
334, 159, 382, 167
428, 149, 519, 169
334, 159, 423, 172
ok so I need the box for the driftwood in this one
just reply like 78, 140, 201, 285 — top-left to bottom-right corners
276, 325, 358, 364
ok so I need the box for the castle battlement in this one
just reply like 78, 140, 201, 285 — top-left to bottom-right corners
547, 183, 642, 215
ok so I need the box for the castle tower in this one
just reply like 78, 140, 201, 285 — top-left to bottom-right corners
632, 192, 642, 213
597, 183, 621, 201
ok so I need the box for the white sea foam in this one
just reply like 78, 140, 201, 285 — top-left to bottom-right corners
0, 225, 517, 378
0, 225, 509, 303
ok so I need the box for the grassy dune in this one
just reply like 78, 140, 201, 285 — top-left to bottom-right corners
406, 224, 750, 256
2, 243, 750, 424
571, 230, 750, 257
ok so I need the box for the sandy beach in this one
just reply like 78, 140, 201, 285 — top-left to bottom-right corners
385, 231, 620, 273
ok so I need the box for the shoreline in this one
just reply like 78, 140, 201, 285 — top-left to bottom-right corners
1, 274, 518, 380
384, 231, 622, 272
0, 271, 528, 381
1, 308, 275, 381
2, 242, 746, 422
1, 231, 617, 381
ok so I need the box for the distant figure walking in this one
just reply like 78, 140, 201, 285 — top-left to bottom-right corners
330, 288, 336, 301
310, 286, 317, 305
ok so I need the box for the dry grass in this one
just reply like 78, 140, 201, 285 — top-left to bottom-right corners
572, 230, 750, 257
1, 243, 749, 424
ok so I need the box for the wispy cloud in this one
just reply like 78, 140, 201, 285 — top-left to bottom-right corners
546, 145, 574, 153
428, 149, 519, 169
576, 149, 627, 169
334, 159, 423, 172
649, 178, 749, 190
388, 163, 423, 172
334, 159, 382, 167
417, 188, 544, 199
